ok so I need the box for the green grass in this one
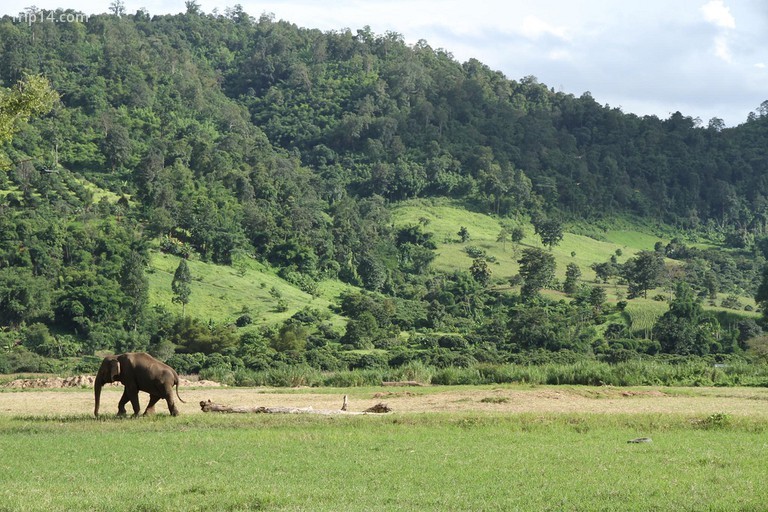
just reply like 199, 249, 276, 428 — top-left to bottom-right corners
392, 198, 757, 330
391, 198, 662, 285
0, 412, 766, 511
147, 252, 350, 327
623, 298, 671, 337
73, 175, 125, 203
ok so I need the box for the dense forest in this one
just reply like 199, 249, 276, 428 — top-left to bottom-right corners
2, 6, 768, 380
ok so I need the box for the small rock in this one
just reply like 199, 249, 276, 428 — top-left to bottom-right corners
627, 437, 652, 443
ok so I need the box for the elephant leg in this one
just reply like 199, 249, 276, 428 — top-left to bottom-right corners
144, 395, 161, 416
167, 398, 179, 417
117, 390, 130, 416
128, 391, 141, 417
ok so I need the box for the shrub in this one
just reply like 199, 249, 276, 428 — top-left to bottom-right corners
166, 353, 207, 374
235, 314, 252, 327
480, 396, 510, 404
0, 347, 62, 373
385, 360, 434, 383
694, 412, 731, 430
322, 369, 384, 387
720, 295, 742, 310
464, 246, 486, 258
431, 367, 482, 385
200, 366, 235, 386
265, 365, 322, 387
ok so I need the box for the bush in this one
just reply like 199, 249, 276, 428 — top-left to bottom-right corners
322, 370, 384, 387
0, 347, 62, 373
235, 314, 252, 327
385, 360, 434, 383
438, 335, 468, 349
72, 356, 103, 374
265, 365, 322, 387
200, 366, 235, 386
305, 347, 343, 371
694, 412, 731, 430
720, 295, 742, 310
166, 353, 207, 374
431, 366, 482, 385
464, 246, 486, 258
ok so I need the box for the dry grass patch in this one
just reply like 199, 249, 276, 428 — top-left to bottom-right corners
3, 384, 768, 418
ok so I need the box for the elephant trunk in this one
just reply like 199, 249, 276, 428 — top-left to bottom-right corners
94, 358, 120, 418
94, 379, 103, 418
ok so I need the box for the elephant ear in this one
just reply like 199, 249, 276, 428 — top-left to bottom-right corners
109, 359, 121, 382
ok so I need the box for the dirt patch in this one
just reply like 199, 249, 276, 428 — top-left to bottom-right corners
2, 385, 768, 418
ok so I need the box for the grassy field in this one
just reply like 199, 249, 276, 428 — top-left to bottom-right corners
391, 199, 658, 284
1, 386, 767, 511
147, 252, 351, 328
392, 198, 758, 335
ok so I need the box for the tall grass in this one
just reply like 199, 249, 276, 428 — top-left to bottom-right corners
223, 359, 768, 388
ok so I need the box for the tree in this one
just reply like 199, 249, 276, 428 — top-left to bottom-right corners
470, 257, 491, 287
517, 248, 556, 300
0, 268, 52, 327
185, 0, 202, 14
171, 259, 192, 317
510, 227, 525, 244
121, 251, 149, 330
533, 217, 563, 250
653, 282, 721, 355
109, 0, 125, 16
623, 251, 665, 299
0, 75, 57, 167
591, 261, 619, 283
271, 321, 309, 354
341, 311, 379, 349
458, 226, 470, 243
357, 254, 387, 292
563, 263, 582, 295
102, 125, 133, 171
509, 226, 525, 256
496, 229, 509, 251
588, 286, 607, 310
756, 264, 768, 319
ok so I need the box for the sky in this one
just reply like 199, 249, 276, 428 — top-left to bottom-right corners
2, 0, 767, 127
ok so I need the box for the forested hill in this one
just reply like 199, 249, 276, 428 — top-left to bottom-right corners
2, 7, 768, 374
3, 8, 768, 232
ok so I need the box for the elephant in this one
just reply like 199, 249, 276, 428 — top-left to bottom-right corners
94, 352, 185, 418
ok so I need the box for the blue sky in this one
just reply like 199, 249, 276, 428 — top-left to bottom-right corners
3, 0, 766, 126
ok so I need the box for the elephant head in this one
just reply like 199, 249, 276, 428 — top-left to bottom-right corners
94, 356, 121, 418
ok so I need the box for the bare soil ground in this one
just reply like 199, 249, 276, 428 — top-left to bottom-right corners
2, 379, 768, 417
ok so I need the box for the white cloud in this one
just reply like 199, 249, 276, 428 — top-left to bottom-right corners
701, 0, 736, 29
520, 15, 569, 41
547, 49, 572, 61
701, 1, 737, 63
714, 35, 732, 62
755, 63, 766, 69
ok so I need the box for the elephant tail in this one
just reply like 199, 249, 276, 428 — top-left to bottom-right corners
175, 379, 186, 404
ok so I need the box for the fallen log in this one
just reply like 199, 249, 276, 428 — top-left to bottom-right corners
199, 395, 391, 415
381, 381, 424, 387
